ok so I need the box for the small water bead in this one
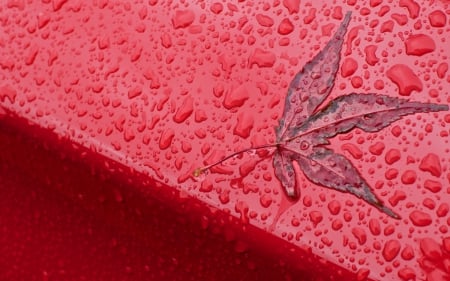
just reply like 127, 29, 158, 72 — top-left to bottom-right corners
327, 200, 341, 215
255, 14, 274, 27
388, 190, 406, 206
385, 149, 401, 164
171, 10, 195, 29
309, 211, 323, 226
331, 219, 343, 231
409, 210, 432, 226
401, 244, 415, 260
259, 194, 273, 208
436, 203, 449, 217
428, 10, 446, 28
400, 170, 416, 185
398, 267, 416, 281
199, 179, 212, 192
351, 227, 367, 245
369, 141, 385, 155
384, 224, 395, 236
277, 18, 294, 35
382, 239, 401, 262
419, 153, 442, 177
385, 168, 398, 180
341, 57, 358, 78
369, 219, 381, 236
423, 198, 436, 210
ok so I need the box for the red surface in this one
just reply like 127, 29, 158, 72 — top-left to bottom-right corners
0, 115, 331, 281
1, 1, 449, 280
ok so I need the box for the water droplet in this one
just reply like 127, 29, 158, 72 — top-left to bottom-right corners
255, 14, 274, 27
419, 153, 442, 177
382, 239, 401, 262
405, 34, 435, 56
309, 211, 323, 226
159, 129, 174, 150
436, 203, 449, 217
248, 48, 276, 68
369, 141, 385, 155
199, 179, 212, 192
233, 111, 254, 139
173, 96, 194, 123
364, 45, 379, 65
351, 227, 367, 245
409, 210, 432, 226
331, 219, 343, 231
239, 159, 257, 177
386, 64, 423, 96
283, 0, 300, 14
369, 218, 381, 235
218, 189, 230, 204
401, 244, 415, 260
208, 2, 222, 14
385, 148, 401, 164
429, 10, 446, 27
172, 10, 195, 29
341, 143, 363, 159
259, 194, 273, 208
398, 267, 416, 281
401, 170, 416, 184
388, 190, 406, 206
223, 84, 249, 109
0, 84, 17, 104
278, 18, 294, 35
160, 33, 172, 48
341, 57, 358, 77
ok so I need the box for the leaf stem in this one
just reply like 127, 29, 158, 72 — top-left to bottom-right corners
194, 143, 278, 176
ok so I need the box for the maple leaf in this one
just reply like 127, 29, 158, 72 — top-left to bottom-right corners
195, 11, 448, 219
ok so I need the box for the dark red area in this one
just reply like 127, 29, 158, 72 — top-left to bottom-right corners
0, 114, 358, 281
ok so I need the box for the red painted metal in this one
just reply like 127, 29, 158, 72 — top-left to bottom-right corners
0, 1, 449, 280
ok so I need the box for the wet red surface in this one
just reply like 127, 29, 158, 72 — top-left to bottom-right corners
1, 1, 449, 280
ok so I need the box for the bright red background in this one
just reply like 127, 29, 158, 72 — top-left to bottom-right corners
0, 1, 449, 280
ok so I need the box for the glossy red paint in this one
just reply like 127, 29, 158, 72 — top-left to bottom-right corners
0, 1, 449, 280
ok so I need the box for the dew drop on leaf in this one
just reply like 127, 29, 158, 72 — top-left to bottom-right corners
300, 141, 309, 150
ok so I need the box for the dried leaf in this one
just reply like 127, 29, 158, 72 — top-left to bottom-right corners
273, 150, 298, 198
276, 12, 352, 140
197, 11, 449, 219
291, 147, 400, 219
290, 93, 449, 145
272, 12, 449, 218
